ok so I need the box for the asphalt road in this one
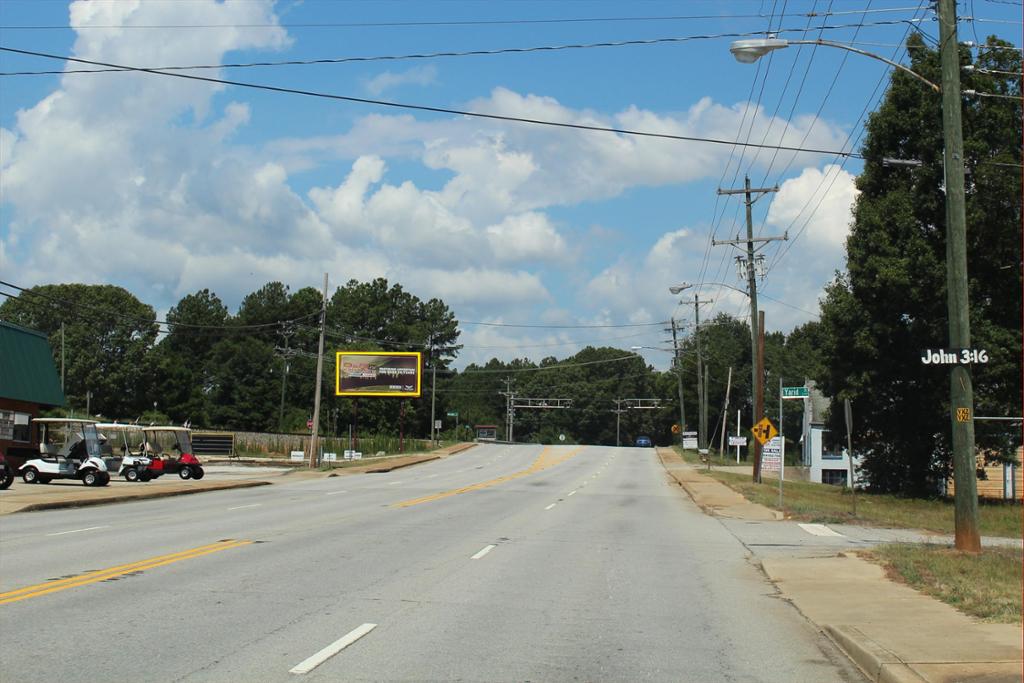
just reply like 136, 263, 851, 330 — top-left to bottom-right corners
0, 444, 864, 682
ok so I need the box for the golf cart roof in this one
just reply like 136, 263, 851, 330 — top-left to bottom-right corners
96, 423, 143, 431
33, 418, 97, 425
144, 425, 191, 432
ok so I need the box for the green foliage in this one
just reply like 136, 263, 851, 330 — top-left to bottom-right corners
0, 283, 158, 418
817, 35, 1022, 494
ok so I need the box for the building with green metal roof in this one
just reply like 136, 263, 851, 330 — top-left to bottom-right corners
1, 319, 66, 468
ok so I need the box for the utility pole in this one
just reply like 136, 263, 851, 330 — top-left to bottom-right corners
60, 322, 65, 393
755, 311, 766, 482
276, 323, 296, 432
717, 366, 733, 468
714, 175, 784, 483
428, 336, 437, 447
938, 0, 980, 552
692, 295, 713, 451
669, 318, 687, 439
612, 399, 626, 446
308, 273, 328, 469
501, 377, 514, 443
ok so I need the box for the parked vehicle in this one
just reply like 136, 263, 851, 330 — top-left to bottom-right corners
142, 426, 204, 480
0, 452, 13, 490
96, 423, 155, 482
19, 418, 110, 486
635, 436, 653, 448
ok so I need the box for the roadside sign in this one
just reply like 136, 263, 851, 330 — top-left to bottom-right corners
751, 417, 778, 446
447, 411, 458, 417
289, 450, 305, 461
681, 431, 698, 449
728, 436, 747, 447
781, 386, 809, 399
434, 420, 443, 430
761, 436, 782, 473
671, 424, 681, 434
559, 434, 566, 442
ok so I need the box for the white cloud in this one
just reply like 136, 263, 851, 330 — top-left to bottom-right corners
766, 164, 859, 250
364, 65, 438, 96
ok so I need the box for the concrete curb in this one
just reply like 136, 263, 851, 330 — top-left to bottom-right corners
824, 625, 926, 683
364, 455, 441, 473
12, 480, 273, 513
437, 443, 477, 456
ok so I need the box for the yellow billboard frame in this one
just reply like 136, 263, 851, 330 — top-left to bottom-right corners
335, 351, 422, 397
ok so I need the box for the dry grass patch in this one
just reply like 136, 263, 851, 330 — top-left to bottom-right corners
863, 544, 1023, 623
708, 470, 1022, 538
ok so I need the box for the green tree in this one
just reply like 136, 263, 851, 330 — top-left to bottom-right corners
817, 35, 1022, 495
0, 283, 158, 419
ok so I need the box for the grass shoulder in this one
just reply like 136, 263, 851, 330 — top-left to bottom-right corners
706, 470, 1022, 538
861, 544, 1023, 623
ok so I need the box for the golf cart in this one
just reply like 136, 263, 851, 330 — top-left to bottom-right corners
20, 418, 110, 486
142, 426, 204, 480
96, 423, 155, 482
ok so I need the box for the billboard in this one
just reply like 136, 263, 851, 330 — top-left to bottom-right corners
335, 351, 422, 397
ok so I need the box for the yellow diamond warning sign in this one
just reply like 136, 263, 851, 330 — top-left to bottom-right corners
751, 417, 778, 446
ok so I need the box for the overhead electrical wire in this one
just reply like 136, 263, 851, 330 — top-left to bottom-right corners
0, 8, 934, 31
0, 46, 869, 159
0, 19, 936, 77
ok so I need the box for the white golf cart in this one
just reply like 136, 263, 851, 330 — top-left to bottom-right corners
20, 418, 110, 486
96, 423, 155, 482
142, 426, 204, 480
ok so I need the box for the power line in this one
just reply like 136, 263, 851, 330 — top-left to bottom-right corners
0, 9, 932, 31
0, 46, 871, 159
0, 20, 938, 77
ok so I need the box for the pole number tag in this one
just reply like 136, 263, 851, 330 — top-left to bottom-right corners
956, 407, 971, 422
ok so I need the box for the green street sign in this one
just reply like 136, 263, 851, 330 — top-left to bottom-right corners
781, 386, 809, 399
446, 411, 459, 417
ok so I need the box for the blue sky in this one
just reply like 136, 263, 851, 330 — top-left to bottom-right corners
0, 0, 1019, 368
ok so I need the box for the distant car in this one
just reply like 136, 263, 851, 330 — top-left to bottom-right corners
635, 436, 652, 448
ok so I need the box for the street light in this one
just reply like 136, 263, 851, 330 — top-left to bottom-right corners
730, 0, 980, 551
669, 282, 692, 295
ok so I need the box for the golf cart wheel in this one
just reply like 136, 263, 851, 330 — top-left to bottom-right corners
0, 470, 13, 490
82, 470, 99, 486
139, 471, 152, 482
178, 466, 193, 480
98, 472, 110, 486
22, 467, 39, 484
192, 467, 205, 480
124, 467, 140, 482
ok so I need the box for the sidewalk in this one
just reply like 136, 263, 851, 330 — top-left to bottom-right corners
655, 447, 1024, 683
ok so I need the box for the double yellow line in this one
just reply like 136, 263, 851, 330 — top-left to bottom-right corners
395, 445, 585, 508
0, 539, 252, 606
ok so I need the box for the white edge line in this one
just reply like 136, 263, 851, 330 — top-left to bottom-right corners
470, 544, 497, 560
289, 623, 378, 675
325, 491, 347, 496
46, 525, 110, 537
387, 481, 404, 485
567, 490, 577, 496
227, 503, 261, 511
544, 503, 556, 510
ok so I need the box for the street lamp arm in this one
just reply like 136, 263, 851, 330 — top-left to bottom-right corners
792, 39, 940, 92
731, 38, 940, 93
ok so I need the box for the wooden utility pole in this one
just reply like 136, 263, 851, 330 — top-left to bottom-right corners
669, 318, 686, 439
308, 273, 328, 469
754, 311, 766, 482
937, 0, 980, 552
717, 366, 733, 469
714, 176, 784, 482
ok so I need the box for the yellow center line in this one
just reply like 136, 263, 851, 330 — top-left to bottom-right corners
0, 539, 252, 606
394, 446, 586, 508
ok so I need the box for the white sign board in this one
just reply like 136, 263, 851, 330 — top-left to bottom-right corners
434, 420, 443, 430
289, 450, 305, 462
681, 431, 698, 449
728, 436, 748, 447
323, 452, 337, 462
760, 436, 783, 473
344, 450, 362, 460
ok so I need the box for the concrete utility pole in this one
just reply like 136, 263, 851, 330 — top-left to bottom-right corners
308, 273, 328, 469
937, 0, 980, 552
612, 399, 626, 446
501, 377, 514, 442
714, 176, 784, 483
669, 318, 687, 439
60, 322, 65, 393
691, 295, 713, 451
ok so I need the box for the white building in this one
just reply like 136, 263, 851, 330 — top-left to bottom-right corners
801, 381, 863, 488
